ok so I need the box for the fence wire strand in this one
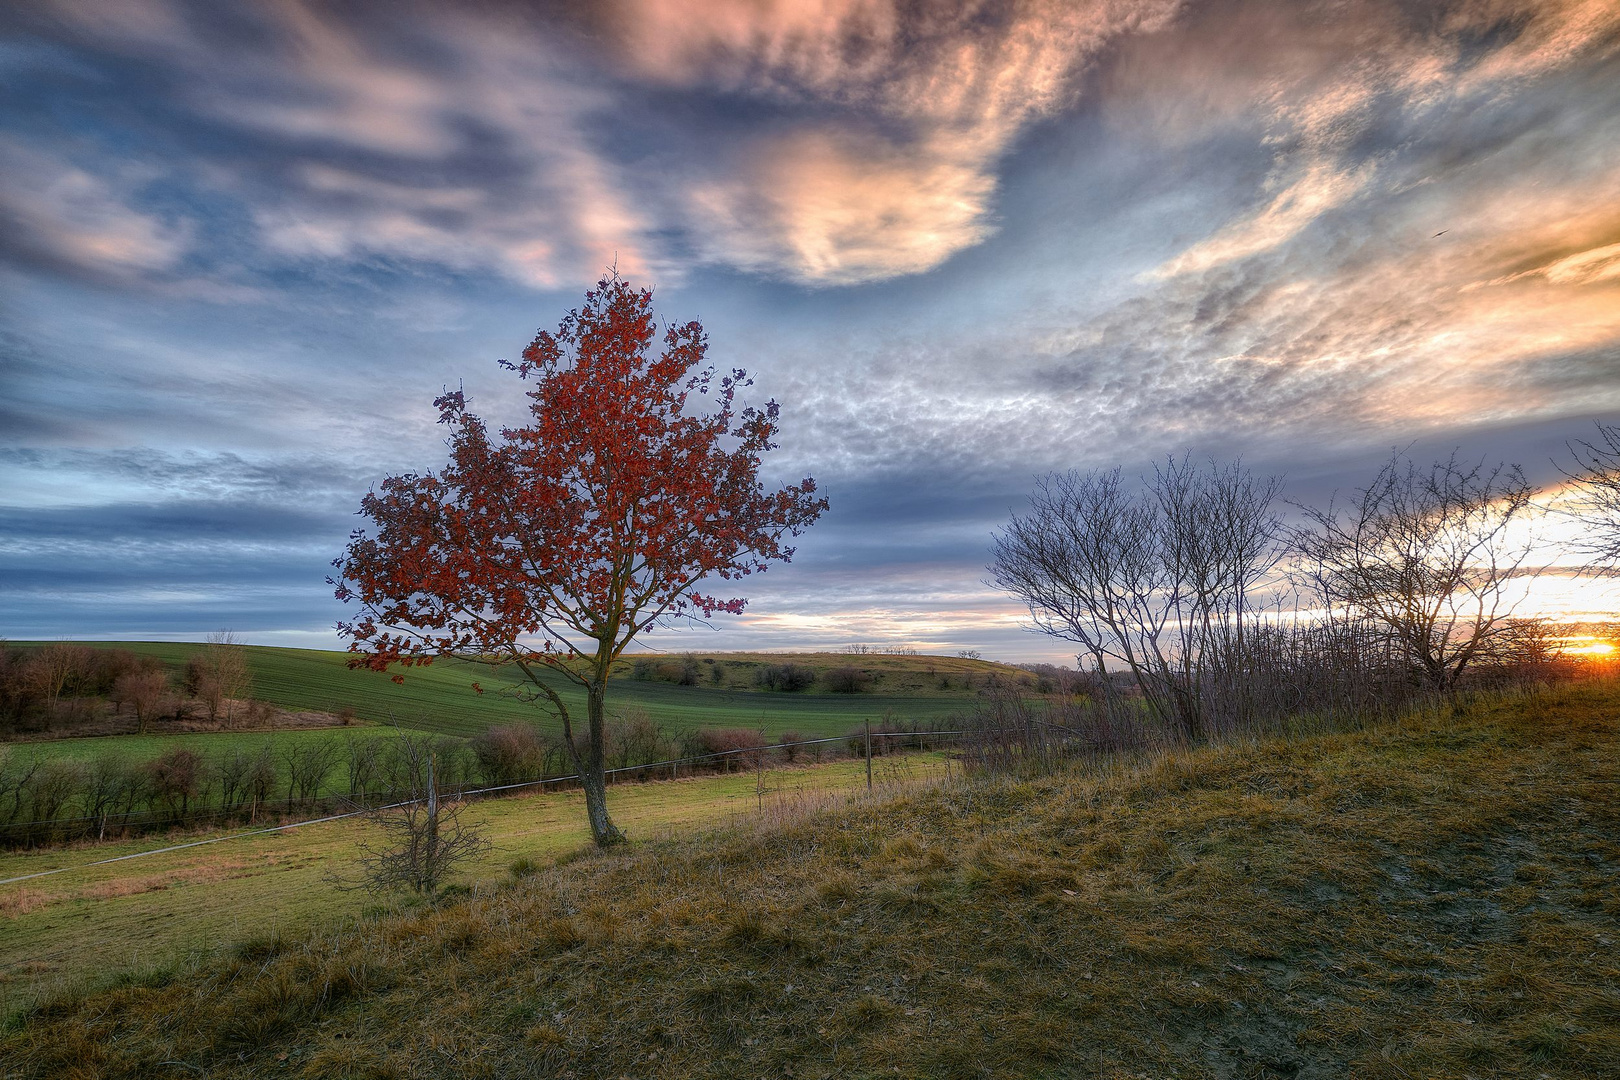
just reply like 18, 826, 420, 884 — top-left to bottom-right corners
0, 730, 964, 888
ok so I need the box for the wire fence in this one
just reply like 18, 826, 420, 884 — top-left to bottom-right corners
0, 729, 968, 1006
0, 722, 967, 849
0, 730, 966, 888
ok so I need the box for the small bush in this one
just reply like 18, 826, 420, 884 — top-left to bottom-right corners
677, 653, 701, 686
757, 663, 815, 692
823, 665, 870, 693
470, 723, 547, 785
692, 728, 769, 771
145, 747, 203, 816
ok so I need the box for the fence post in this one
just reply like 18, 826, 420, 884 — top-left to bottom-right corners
756, 748, 765, 811
425, 751, 439, 891
864, 717, 872, 793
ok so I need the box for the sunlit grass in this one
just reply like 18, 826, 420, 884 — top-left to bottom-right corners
0, 753, 946, 1017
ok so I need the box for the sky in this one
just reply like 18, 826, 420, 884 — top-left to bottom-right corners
2, 0, 1619, 664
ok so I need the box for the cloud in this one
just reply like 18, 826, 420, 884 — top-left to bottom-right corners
1134, 0, 1620, 281
0, 138, 190, 281
1446, 0, 1620, 86
681, 129, 996, 285
0, 447, 368, 506
1151, 159, 1377, 278
608, 0, 1183, 284
12, 0, 1187, 291
24, 0, 652, 289
1471, 241, 1620, 289
1540, 242, 1620, 285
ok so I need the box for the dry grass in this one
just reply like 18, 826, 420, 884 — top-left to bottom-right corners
3, 681, 1617, 1078
0, 755, 945, 1009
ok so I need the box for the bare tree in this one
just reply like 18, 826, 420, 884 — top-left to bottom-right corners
990, 456, 1284, 739
83, 755, 140, 840
283, 739, 341, 811
23, 642, 91, 720
115, 669, 170, 734
1291, 452, 1537, 694
343, 733, 386, 803
1563, 421, 1620, 572
352, 740, 489, 896
216, 747, 255, 816
245, 743, 277, 820
145, 748, 203, 818
191, 630, 253, 727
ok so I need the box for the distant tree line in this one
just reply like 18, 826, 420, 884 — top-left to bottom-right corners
0, 634, 257, 736
627, 653, 1024, 695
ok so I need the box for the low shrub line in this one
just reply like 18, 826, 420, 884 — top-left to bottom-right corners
0, 721, 963, 850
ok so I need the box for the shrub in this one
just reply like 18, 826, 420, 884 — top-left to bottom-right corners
146, 747, 203, 817
605, 708, 673, 772
470, 724, 547, 786
757, 663, 814, 692
823, 665, 869, 693
677, 654, 701, 686
692, 728, 769, 771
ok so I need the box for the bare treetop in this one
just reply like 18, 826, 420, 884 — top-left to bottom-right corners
1290, 451, 1538, 693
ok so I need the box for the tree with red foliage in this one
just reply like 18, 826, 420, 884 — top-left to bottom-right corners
331, 274, 827, 845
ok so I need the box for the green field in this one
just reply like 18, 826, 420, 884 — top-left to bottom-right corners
0, 726, 401, 764
0, 643, 994, 853
0, 752, 947, 1016
18, 642, 1013, 739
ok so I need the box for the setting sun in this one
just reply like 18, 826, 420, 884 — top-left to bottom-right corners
1559, 636, 1618, 657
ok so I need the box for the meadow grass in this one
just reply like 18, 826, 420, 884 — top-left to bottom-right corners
0, 725, 400, 765
3, 679, 1615, 1078
0, 753, 947, 1018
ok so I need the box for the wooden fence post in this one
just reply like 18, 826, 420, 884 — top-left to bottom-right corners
864, 717, 873, 793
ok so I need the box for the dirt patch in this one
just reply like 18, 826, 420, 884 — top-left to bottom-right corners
0, 888, 48, 919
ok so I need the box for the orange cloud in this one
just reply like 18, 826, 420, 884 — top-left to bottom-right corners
614, 0, 1181, 283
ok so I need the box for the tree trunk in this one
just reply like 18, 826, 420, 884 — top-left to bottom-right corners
581, 681, 625, 846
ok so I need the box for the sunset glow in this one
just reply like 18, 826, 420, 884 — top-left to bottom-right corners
1558, 637, 1618, 658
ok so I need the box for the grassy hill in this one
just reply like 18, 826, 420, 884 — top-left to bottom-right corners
5, 681, 1617, 1078
23, 643, 1024, 738
0, 754, 947, 1009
